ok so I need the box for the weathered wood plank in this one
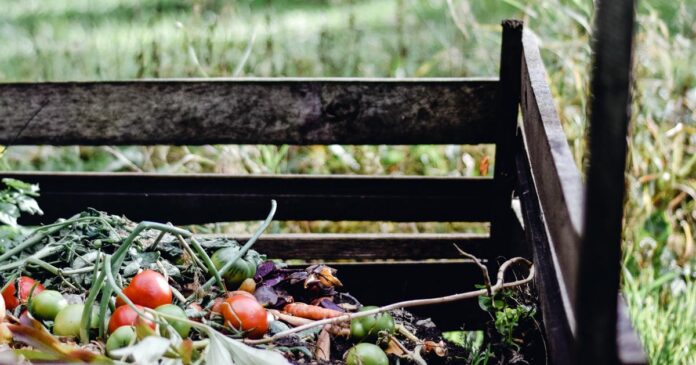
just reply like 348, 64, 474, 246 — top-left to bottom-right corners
490, 20, 524, 260
205, 233, 489, 260
515, 139, 575, 364
3, 172, 494, 224
577, 1, 642, 364
0, 78, 498, 145
520, 30, 584, 315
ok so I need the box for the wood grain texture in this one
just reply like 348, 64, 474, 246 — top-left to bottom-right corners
0, 78, 498, 145
205, 233, 489, 260
520, 30, 584, 315
490, 20, 524, 261
515, 139, 575, 364
3, 172, 495, 224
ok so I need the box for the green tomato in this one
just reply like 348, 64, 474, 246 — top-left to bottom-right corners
211, 247, 257, 288
53, 304, 98, 337
155, 304, 191, 338
345, 343, 389, 365
350, 306, 395, 342
106, 326, 136, 355
30, 290, 68, 321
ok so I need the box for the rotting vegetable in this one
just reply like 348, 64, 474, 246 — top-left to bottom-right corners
211, 246, 260, 288
54, 304, 98, 337
221, 294, 268, 339
284, 302, 344, 320
108, 304, 155, 334
155, 304, 191, 337
0, 179, 538, 364
29, 290, 67, 320
2, 276, 44, 311
350, 306, 396, 342
115, 269, 172, 309
345, 343, 390, 365
105, 325, 136, 355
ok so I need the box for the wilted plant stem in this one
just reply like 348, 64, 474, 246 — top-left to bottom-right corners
246, 256, 534, 345
187, 200, 277, 300
0, 244, 64, 272
189, 235, 227, 291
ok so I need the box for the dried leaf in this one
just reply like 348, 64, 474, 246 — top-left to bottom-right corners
8, 316, 109, 363
314, 326, 331, 362
384, 338, 407, 357
326, 325, 350, 337
317, 266, 343, 288
254, 261, 278, 280
423, 340, 447, 357
303, 265, 342, 289
479, 155, 490, 176
313, 298, 345, 313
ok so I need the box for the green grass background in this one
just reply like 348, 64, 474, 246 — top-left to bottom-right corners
0, 0, 694, 363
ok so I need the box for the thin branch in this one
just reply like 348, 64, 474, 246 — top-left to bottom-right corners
187, 200, 276, 300
176, 234, 208, 273
454, 243, 492, 296
245, 256, 534, 345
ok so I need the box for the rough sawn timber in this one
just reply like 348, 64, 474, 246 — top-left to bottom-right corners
0, 78, 497, 145
5, 172, 495, 224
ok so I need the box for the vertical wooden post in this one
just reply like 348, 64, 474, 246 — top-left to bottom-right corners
490, 20, 523, 259
577, 1, 636, 364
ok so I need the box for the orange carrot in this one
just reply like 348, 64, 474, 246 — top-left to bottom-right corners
283, 303, 343, 320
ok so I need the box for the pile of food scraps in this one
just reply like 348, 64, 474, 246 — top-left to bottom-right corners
0, 178, 537, 365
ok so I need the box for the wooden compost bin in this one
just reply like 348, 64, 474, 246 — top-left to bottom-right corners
0, 19, 646, 365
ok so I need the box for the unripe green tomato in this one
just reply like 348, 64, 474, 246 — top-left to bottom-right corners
345, 343, 389, 365
53, 304, 98, 337
350, 306, 395, 342
30, 290, 68, 321
211, 247, 257, 288
155, 304, 191, 338
106, 326, 136, 355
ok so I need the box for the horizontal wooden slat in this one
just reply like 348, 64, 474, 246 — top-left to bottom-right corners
4, 172, 495, 224
211, 233, 489, 260
0, 78, 498, 145
298, 261, 492, 330
520, 31, 584, 317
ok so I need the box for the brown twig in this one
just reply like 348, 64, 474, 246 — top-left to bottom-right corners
245, 256, 534, 345
453, 243, 492, 296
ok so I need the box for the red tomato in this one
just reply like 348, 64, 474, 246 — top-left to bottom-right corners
220, 296, 268, 339
228, 291, 257, 301
116, 270, 172, 309
210, 291, 257, 314
108, 305, 155, 333
210, 298, 224, 315
2, 277, 45, 310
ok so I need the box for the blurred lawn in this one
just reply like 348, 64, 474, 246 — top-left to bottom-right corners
0, 0, 694, 363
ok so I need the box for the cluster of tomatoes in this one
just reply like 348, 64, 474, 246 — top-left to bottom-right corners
105, 269, 268, 355
1, 245, 394, 365
0, 267, 268, 357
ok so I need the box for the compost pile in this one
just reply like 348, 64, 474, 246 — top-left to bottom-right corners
0, 178, 539, 365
